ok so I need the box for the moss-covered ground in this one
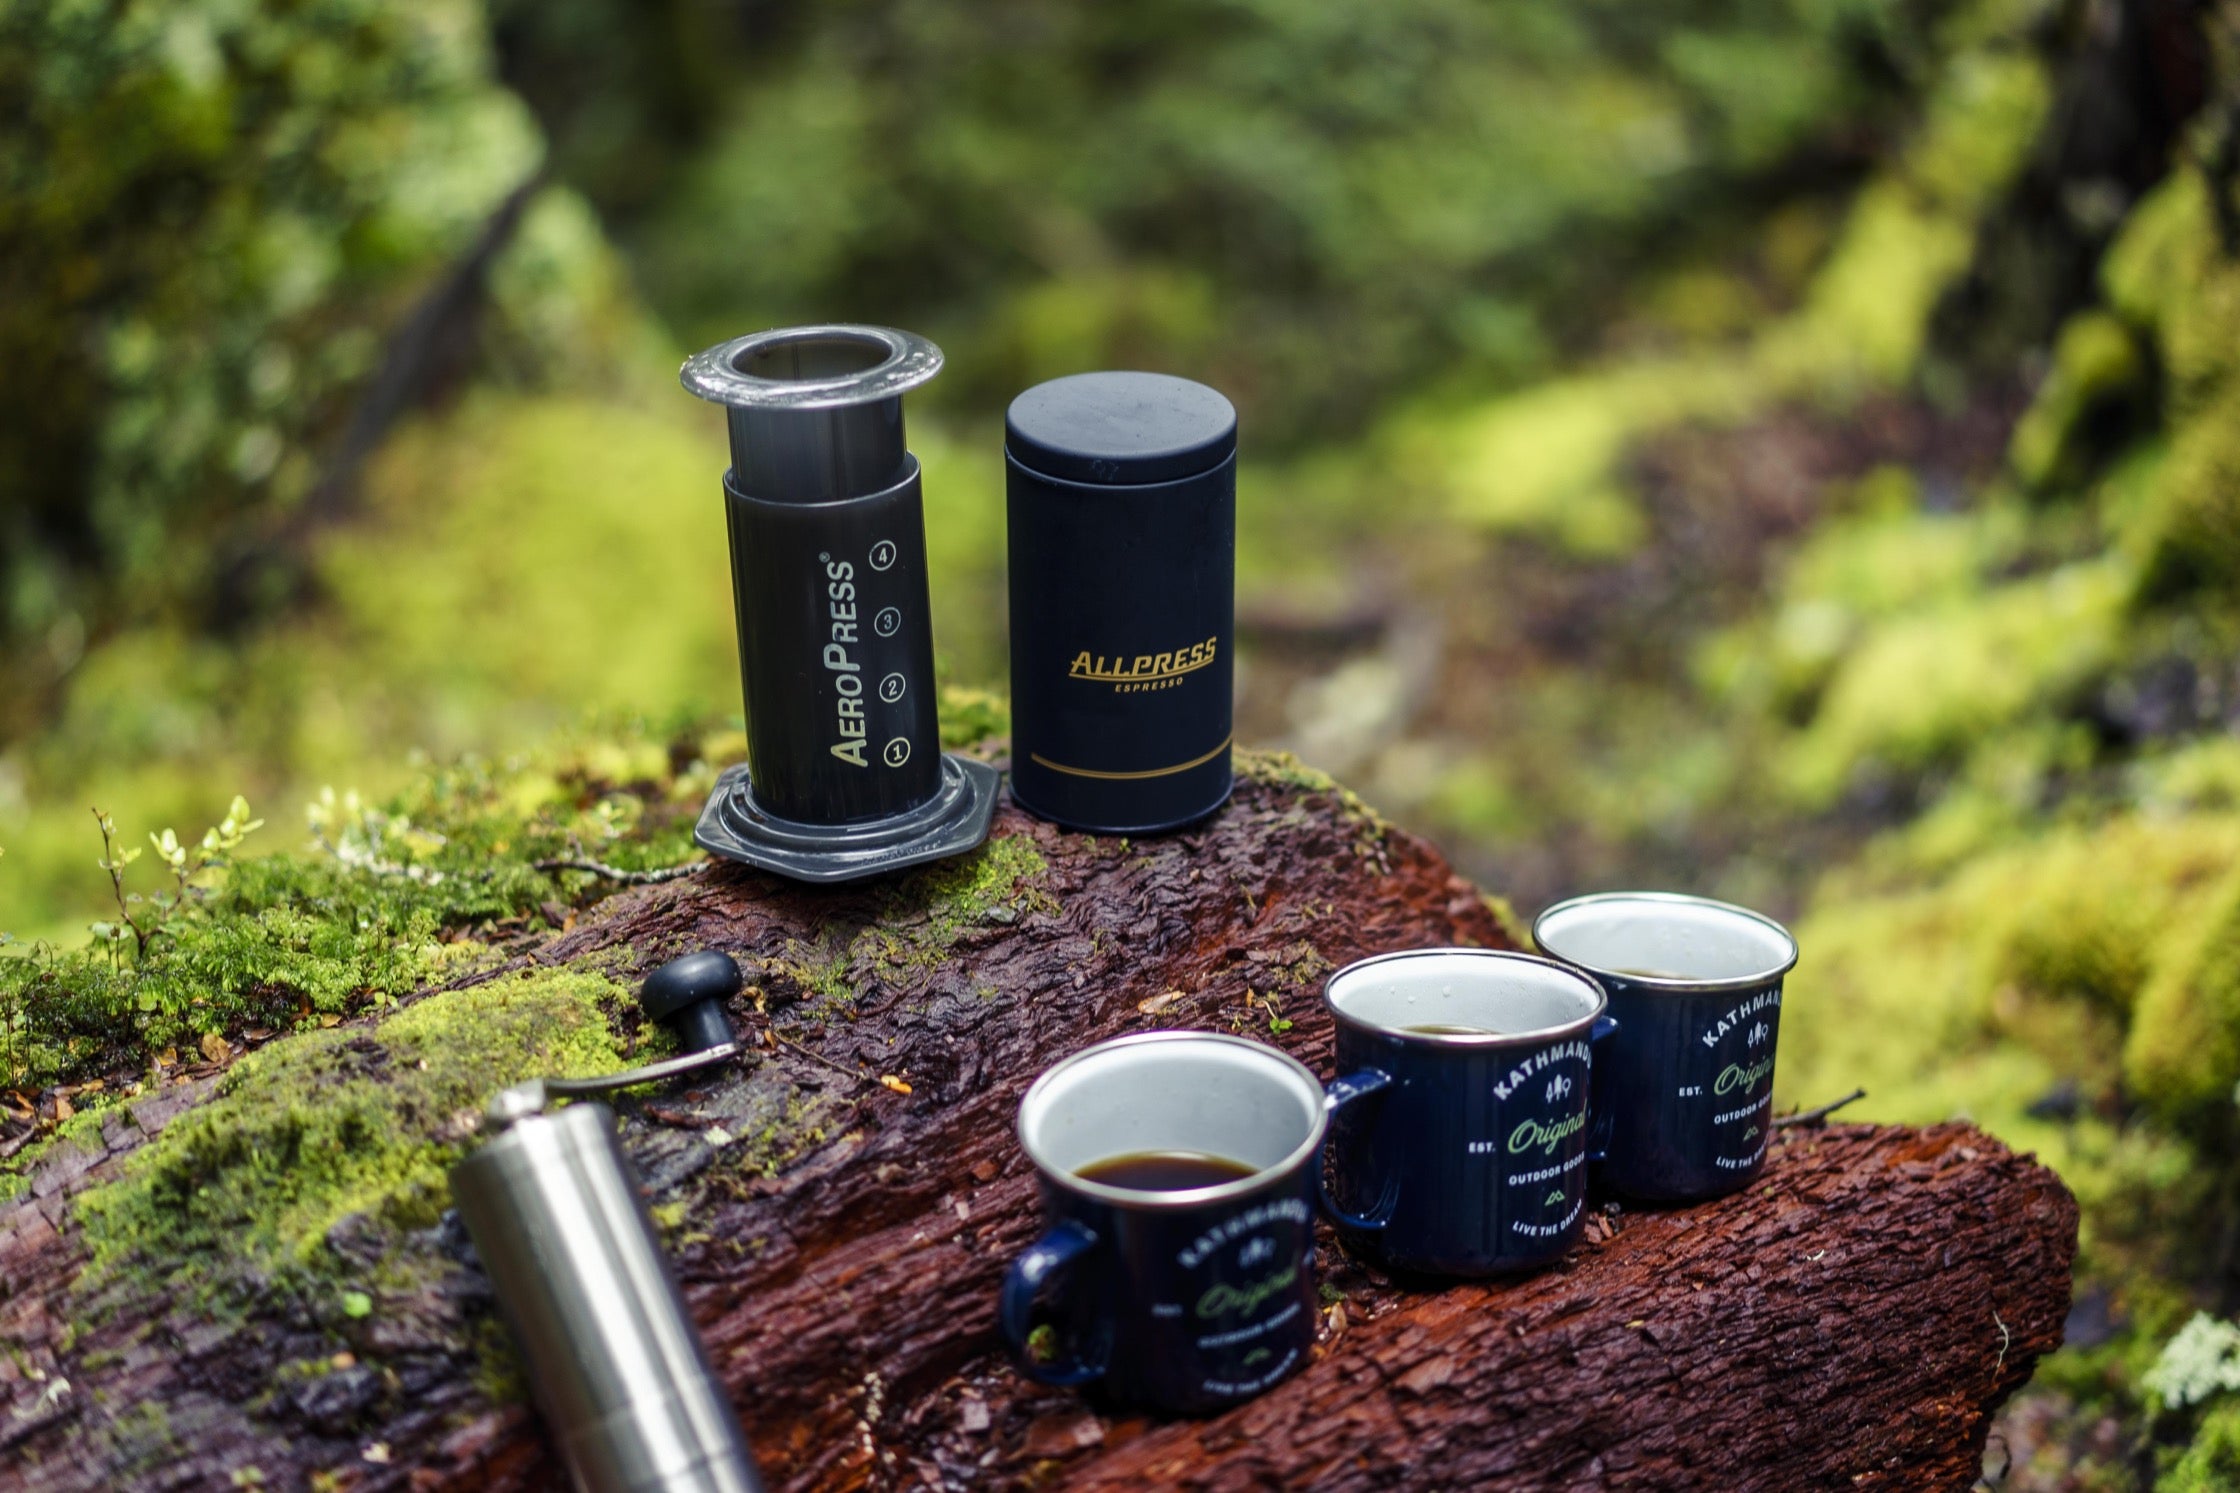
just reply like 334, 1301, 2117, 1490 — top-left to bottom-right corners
74, 968, 638, 1320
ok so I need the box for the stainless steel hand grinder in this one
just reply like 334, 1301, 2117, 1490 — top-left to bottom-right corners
448, 953, 765, 1493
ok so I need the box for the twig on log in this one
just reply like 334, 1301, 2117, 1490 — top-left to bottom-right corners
532, 857, 703, 885
1775, 1086, 1868, 1127
766, 1028, 874, 1090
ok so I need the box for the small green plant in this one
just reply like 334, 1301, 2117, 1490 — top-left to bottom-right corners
88, 807, 146, 962
307, 787, 445, 885
88, 797, 265, 963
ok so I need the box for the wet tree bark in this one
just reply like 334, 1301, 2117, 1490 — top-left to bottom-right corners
0, 760, 2076, 1491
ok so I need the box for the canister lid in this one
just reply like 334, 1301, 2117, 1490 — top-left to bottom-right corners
1005, 371, 1236, 486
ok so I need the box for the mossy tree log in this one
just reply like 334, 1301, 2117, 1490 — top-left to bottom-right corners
0, 762, 2076, 1491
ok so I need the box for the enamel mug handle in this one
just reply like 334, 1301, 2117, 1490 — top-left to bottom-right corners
1587, 1013, 1621, 1162
1318, 1068, 1399, 1231
999, 1220, 1108, 1386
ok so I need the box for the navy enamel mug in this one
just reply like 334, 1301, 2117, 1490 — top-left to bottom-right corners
1319, 949, 1615, 1277
1532, 892, 1799, 1202
1000, 1031, 1324, 1415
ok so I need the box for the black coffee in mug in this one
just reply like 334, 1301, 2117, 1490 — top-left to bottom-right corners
1533, 892, 1798, 1202
1002, 1031, 1326, 1415
1075, 1151, 1259, 1191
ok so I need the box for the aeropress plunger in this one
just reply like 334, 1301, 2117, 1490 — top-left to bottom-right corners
680, 325, 999, 881
449, 952, 766, 1493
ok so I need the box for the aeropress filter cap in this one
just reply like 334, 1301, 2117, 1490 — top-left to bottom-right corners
1004, 371, 1237, 833
680, 325, 998, 882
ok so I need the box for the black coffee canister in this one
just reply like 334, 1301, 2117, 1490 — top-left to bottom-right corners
1005, 371, 1237, 833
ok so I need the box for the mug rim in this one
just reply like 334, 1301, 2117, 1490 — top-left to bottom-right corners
1531, 890, 1800, 993
1017, 1030, 1329, 1211
1322, 947, 1607, 1048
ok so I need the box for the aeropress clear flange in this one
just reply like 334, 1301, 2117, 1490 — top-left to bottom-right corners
680, 325, 998, 882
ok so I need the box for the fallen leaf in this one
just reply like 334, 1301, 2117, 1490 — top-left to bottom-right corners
959, 1398, 991, 1434
879, 1074, 912, 1095
1136, 990, 1186, 1015
52, 1094, 72, 1121
200, 1032, 231, 1064
360, 1443, 391, 1466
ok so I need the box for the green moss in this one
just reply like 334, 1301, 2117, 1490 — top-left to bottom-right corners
1696, 485, 2035, 728
1780, 559, 2127, 806
0, 721, 721, 1094
2092, 168, 2240, 617
1759, 179, 1977, 388
1416, 367, 1703, 552
2126, 866, 2240, 1131
936, 685, 1010, 749
2139, 739, 2240, 815
2103, 171, 2239, 402
318, 395, 734, 742
2162, 1398, 2240, 1491
2009, 311, 2147, 491
797, 833, 1058, 1002
1402, 26, 2049, 556
727, 1092, 839, 1183
1238, 749, 1411, 876
1790, 812, 2240, 1112
1995, 871, 2157, 1018
1781, 807, 2240, 1353
2133, 383, 2240, 613
1237, 748, 1390, 832
73, 968, 634, 1315
1235, 749, 1339, 796
891, 834, 1049, 941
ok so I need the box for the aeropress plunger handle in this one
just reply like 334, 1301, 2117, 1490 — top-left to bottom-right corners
679, 325, 998, 882
449, 953, 765, 1493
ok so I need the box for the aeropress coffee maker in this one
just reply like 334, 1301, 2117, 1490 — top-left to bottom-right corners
679, 325, 999, 882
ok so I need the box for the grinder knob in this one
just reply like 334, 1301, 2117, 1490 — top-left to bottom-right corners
640, 951, 742, 1055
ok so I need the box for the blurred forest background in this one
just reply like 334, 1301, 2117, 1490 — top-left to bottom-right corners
4, 0, 2240, 1484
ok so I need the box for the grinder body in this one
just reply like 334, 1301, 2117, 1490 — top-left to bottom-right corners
451, 1102, 764, 1493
